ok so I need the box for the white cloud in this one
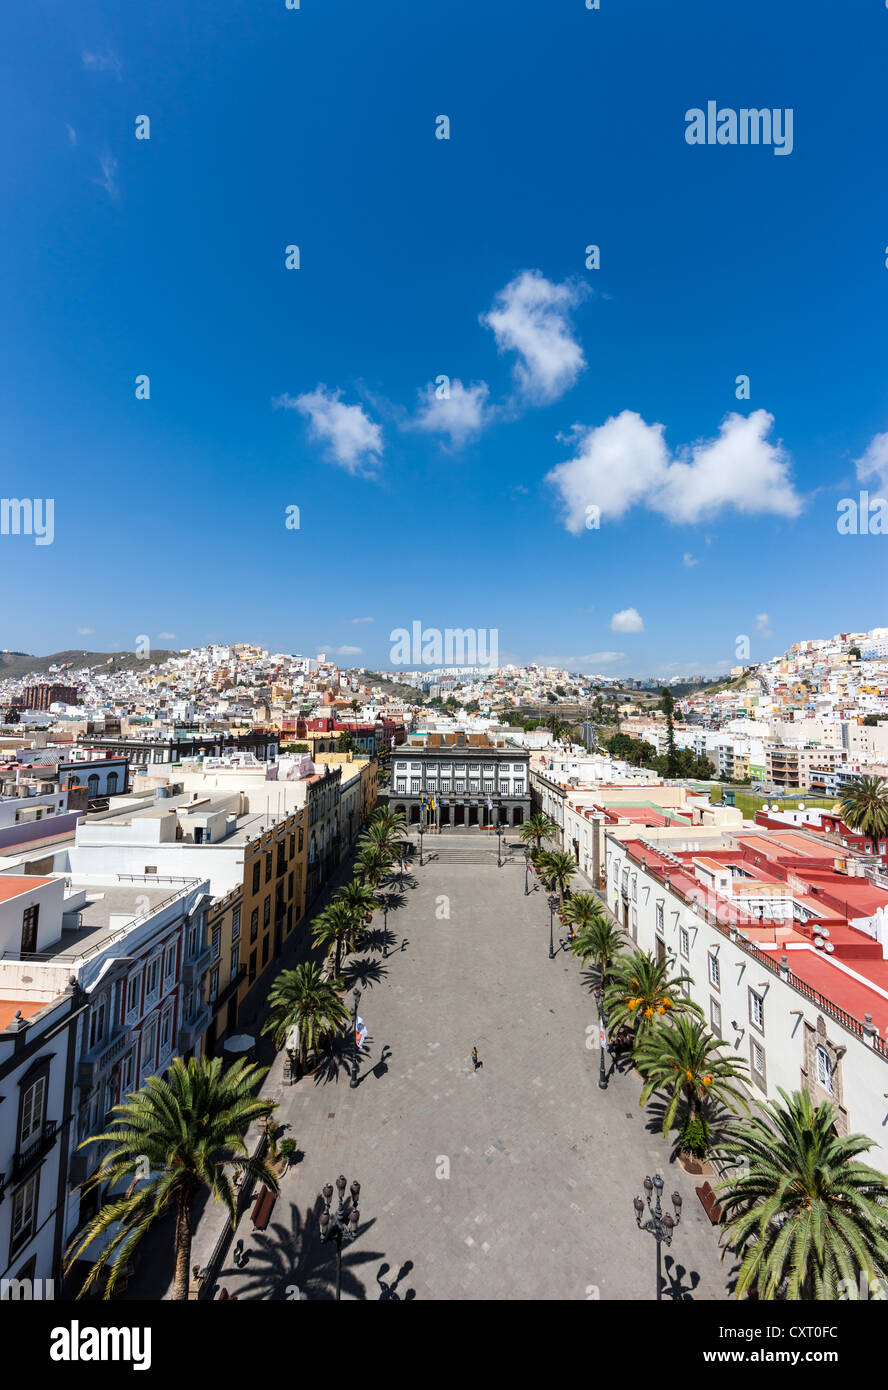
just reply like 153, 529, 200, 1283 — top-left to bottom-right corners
94, 152, 119, 200
346, 617, 374, 625
407, 379, 490, 449
275, 386, 384, 477
331, 645, 363, 656
158, 632, 176, 640
76, 627, 94, 636
65, 124, 78, 146
82, 49, 121, 76
547, 409, 803, 533
568, 651, 625, 665
755, 613, 773, 637
481, 270, 588, 405
682, 552, 699, 568
855, 432, 888, 494
610, 608, 644, 633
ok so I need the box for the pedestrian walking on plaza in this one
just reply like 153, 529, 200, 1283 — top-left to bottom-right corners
472, 1046, 482, 1071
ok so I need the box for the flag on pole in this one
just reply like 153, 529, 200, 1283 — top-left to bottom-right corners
356, 1016, 367, 1050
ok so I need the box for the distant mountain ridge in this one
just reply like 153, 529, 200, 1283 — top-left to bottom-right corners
0, 650, 178, 682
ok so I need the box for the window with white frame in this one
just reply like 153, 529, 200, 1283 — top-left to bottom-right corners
230, 943, 240, 983
411, 779, 421, 793
11, 1172, 39, 1253
470, 781, 480, 793
88, 999, 106, 1050
396, 780, 407, 793
514, 783, 525, 795
141, 1018, 158, 1075
710, 997, 722, 1038
749, 989, 764, 1032
750, 1037, 766, 1089
655, 900, 664, 930
119, 1049, 135, 1096
816, 1044, 833, 1093
159, 1005, 174, 1058
483, 781, 494, 793
232, 906, 241, 941
20, 1074, 46, 1147
164, 944, 176, 982
145, 957, 160, 1000
708, 952, 720, 989
679, 927, 689, 959
125, 972, 141, 1016
631, 876, 637, 901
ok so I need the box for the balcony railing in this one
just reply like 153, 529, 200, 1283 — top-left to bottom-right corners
182, 940, 214, 985
77, 1027, 130, 1090
13, 1119, 58, 1182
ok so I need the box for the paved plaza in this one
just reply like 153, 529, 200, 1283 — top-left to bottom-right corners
192, 836, 739, 1301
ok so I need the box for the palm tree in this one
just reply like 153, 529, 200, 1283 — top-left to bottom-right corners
571, 909, 626, 985
334, 877, 378, 925
358, 820, 401, 859
603, 948, 701, 1040
311, 900, 362, 975
714, 1088, 888, 1300
839, 775, 888, 856
519, 813, 558, 855
66, 1056, 277, 1300
369, 806, 407, 838
542, 850, 577, 907
263, 962, 350, 1070
635, 1016, 750, 1154
355, 845, 391, 887
561, 891, 604, 935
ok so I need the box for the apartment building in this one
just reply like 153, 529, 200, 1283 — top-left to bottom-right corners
604, 825, 888, 1169
0, 980, 81, 1297
0, 871, 211, 1285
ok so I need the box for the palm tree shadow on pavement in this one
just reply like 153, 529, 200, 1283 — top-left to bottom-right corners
341, 955, 388, 990
219, 1199, 385, 1300
310, 1032, 350, 1086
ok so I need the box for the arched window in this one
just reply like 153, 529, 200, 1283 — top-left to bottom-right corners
816, 1044, 833, 1094
106, 770, 119, 795
87, 774, 100, 798
308, 834, 317, 865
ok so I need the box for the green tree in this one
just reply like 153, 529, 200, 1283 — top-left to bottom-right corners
839, 775, 888, 855
337, 728, 358, 755
659, 687, 682, 777
561, 891, 606, 936
603, 948, 701, 1039
355, 845, 391, 887
67, 1057, 277, 1300
312, 899, 362, 975
571, 909, 626, 985
540, 850, 576, 907
334, 877, 378, 924
519, 812, 558, 854
715, 1088, 888, 1300
263, 962, 350, 1066
634, 1016, 749, 1154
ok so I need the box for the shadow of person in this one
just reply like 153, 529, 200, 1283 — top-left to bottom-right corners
372, 1044, 392, 1079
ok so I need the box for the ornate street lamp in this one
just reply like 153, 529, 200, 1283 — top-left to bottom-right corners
418, 823, 424, 866
633, 1174, 682, 1301
350, 988, 362, 1089
547, 893, 558, 960
497, 822, 506, 867
319, 1174, 361, 1301
524, 845, 531, 896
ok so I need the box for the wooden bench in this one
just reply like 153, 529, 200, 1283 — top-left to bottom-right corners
695, 1181, 723, 1225
251, 1185, 276, 1230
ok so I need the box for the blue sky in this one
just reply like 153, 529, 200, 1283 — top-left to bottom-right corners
3, 0, 887, 678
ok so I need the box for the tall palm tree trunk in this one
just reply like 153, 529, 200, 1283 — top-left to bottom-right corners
171, 1190, 194, 1301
